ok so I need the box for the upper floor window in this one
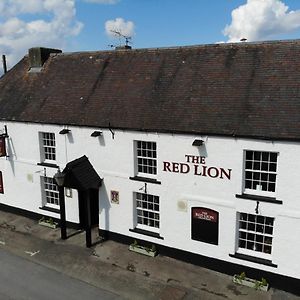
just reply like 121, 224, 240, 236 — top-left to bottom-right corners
244, 150, 277, 195
41, 132, 56, 162
238, 212, 274, 258
136, 141, 157, 176
42, 176, 59, 207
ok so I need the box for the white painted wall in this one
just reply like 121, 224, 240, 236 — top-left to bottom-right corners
0, 121, 299, 280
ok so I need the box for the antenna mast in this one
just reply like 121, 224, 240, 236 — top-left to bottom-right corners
110, 30, 132, 47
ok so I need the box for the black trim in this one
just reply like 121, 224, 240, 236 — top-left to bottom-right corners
0, 203, 80, 229
100, 229, 300, 296
129, 176, 161, 185
39, 206, 60, 214
229, 253, 277, 268
235, 193, 283, 204
129, 228, 164, 240
37, 162, 59, 169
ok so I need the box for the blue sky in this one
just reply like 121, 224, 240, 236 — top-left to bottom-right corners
1, 0, 300, 68
74, 0, 300, 50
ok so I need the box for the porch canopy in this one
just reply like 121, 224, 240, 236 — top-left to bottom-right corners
62, 155, 102, 191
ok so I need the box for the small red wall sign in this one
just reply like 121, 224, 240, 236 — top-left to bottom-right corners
0, 137, 6, 157
192, 208, 218, 223
0, 171, 3, 194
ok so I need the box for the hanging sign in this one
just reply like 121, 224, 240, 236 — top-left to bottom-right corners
0, 137, 6, 157
0, 171, 3, 194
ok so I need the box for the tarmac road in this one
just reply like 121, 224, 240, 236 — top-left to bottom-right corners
0, 248, 122, 300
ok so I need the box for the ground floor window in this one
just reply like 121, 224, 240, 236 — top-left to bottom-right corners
42, 176, 59, 207
135, 192, 159, 231
238, 212, 274, 256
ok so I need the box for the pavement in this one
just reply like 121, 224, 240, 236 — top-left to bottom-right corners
0, 210, 299, 300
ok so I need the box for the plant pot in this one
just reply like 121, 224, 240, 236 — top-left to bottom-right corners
38, 220, 58, 229
233, 275, 269, 291
129, 244, 157, 257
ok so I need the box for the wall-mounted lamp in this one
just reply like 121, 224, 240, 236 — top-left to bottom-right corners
91, 131, 102, 137
59, 129, 71, 135
53, 169, 67, 240
192, 139, 204, 146
53, 169, 65, 187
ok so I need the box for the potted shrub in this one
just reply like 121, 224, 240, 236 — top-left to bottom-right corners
38, 217, 58, 229
233, 272, 269, 291
129, 240, 157, 257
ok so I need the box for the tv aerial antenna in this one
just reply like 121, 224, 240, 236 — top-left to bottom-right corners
110, 30, 132, 47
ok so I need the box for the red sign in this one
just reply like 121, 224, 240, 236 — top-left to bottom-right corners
0, 137, 6, 157
192, 208, 218, 223
0, 172, 3, 194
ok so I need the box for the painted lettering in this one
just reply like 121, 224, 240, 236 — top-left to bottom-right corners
172, 162, 180, 173
194, 164, 201, 176
185, 155, 193, 163
207, 167, 219, 178
220, 168, 232, 180
201, 165, 207, 177
200, 156, 206, 164
191, 156, 200, 164
180, 163, 190, 174
163, 161, 172, 172
163, 155, 232, 180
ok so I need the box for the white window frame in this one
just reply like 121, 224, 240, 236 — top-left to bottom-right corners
42, 176, 60, 208
135, 192, 160, 233
237, 212, 274, 260
40, 132, 56, 162
135, 140, 157, 178
243, 150, 278, 197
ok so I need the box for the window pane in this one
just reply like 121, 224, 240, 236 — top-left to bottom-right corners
244, 150, 277, 193
135, 192, 159, 229
136, 141, 157, 175
238, 212, 274, 256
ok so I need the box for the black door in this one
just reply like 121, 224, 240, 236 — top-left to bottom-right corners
79, 189, 99, 229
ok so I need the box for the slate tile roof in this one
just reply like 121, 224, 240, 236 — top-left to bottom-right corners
1, 39, 300, 140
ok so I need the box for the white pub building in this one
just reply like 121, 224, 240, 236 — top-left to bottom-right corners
0, 40, 299, 294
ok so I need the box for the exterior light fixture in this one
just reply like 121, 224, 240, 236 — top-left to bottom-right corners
53, 169, 67, 240
91, 131, 102, 137
192, 139, 204, 146
54, 169, 65, 187
59, 129, 71, 135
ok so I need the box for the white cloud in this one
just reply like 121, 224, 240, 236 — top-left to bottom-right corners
0, 0, 83, 70
223, 0, 300, 42
105, 17, 135, 39
83, 0, 120, 4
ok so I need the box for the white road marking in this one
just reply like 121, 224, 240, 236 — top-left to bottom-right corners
0, 241, 5, 245
25, 250, 40, 257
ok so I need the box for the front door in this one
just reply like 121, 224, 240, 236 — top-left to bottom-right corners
78, 189, 99, 229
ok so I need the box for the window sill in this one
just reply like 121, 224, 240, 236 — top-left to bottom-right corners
37, 162, 59, 169
129, 176, 161, 185
229, 253, 277, 268
39, 206, 60, 214
129, 228, 164, 240
235, 193, 283, 204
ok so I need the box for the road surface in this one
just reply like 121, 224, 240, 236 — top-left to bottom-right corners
0, 248, 122, 300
